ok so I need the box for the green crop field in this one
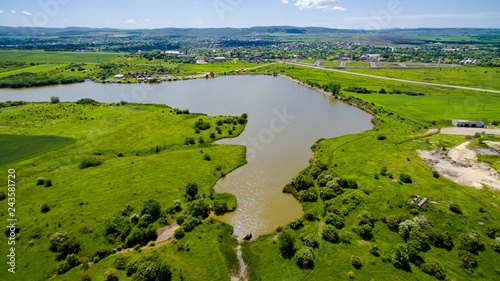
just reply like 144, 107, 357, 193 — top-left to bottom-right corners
0, 50, 124, 64
322, 61, 339, 66
0, 102, 248, 281
0, 134, 75, 166
344, 67, 500, 91
180, 61, 263, 75
0, 64, 64, 78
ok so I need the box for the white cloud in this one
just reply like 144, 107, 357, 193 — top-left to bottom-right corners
139, 19, 150, 22
21, 11, 32, 16
0, 10, 4, 14
347, 12, 498, 21
125, 19, 136, 23
282, 0, 346, 11
11, 10, 16, 14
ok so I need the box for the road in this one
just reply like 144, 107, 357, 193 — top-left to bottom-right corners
286, 61, 500, 94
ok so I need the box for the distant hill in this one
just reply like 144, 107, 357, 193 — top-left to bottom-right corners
1, 26, 499, 38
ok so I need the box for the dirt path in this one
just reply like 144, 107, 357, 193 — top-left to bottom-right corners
418, 142, 500, 190
440, 127, 500, 136
156, 222, 179, 243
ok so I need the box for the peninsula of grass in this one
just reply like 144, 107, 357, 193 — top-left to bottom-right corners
242, 110, 500, 281
0, 101, 248, 280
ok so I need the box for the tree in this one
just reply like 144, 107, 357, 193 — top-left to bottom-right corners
185, 183, 198, 201
135, 261, 158, 281
357, 211, 376, 227
399, 173, 412, 184
392, 245, 410, 268
174, 228, 185, 239
49, 232, 68, 251
458, 231, 484, 253
295, 247, 314, 268
324, 213, 344, 229
324, 82, 341, 95
293, 170, 314, 191
421, 259, 446, 279
50, 96, 60, 104
141, 199, 161, 221
278, 231, 296, 258
351, 255, 362, 268
458, 250, 478, 270
449, 203, 462, 214
322, 225, 340, 243
188, 198, 210, 219
300, 233, 318, 248
288, 217, 304, 230
213, 200, 228, 214
156, 261, 173, 281
489, 237, 500, 252
486, 224, 500, 238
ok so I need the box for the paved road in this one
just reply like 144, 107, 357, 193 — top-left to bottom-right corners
286, 61, 500, 94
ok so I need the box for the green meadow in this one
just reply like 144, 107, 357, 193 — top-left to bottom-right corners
0, 64, 65, 78
0, 102, 248, 281
0, 134, 75, 167
344, 67, 500, 91
0, 50, 124, 64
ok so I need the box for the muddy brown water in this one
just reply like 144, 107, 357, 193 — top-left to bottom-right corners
0, 75, 373, 237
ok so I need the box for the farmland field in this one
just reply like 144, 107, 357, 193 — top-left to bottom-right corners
0, 50, 124, 64
0, 134, 75, 166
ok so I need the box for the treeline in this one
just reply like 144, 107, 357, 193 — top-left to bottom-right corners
0, 101, 27, 108
345, 87, 425, 96
0, 73, 84, 88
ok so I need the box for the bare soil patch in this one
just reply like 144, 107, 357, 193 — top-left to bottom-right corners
418, 141, 500, 190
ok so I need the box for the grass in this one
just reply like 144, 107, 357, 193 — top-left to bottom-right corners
0, 102, 247, 280
0, 50, 124, 64
0, 134, 75, 167
0, 64, 65, 78
321, 61, 339, 66
344, 67, 500, 90
180, 61, 263, 76
50, 220, 238, 281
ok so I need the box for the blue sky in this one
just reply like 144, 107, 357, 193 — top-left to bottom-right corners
0, 0, 499, 29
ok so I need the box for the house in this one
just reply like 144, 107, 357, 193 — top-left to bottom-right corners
452, 120, 485, 128
114, 74, 124, 79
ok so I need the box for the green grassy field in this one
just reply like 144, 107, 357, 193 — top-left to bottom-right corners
344, 67, 500, 90
180, 61, 263, 76
0, 102, 248, 281
321, 61, 339, 66
0, 134, 75, 166
0, 64, 65, 78
0, 50, 124, 64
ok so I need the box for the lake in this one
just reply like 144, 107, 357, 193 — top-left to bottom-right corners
0, 75, 373, 237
